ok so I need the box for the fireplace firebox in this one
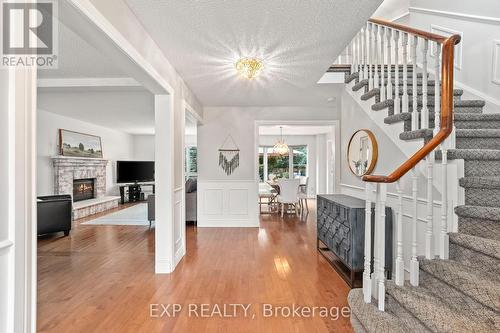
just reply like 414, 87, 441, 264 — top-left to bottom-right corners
73, 178, 95, 202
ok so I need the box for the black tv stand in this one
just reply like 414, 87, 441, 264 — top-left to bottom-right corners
119, 183, 155, 204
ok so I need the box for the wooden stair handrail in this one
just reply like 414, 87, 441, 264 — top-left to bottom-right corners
362, 19, 462, 183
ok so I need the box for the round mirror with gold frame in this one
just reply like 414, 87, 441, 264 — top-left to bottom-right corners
347, 129, 378, 177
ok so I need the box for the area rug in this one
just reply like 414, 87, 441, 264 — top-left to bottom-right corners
82, 203, 150, 226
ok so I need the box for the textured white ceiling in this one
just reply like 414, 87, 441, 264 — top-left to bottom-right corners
37, 90, 155, 135
259, 125, 333, 136
38, 19, 127, 78
125, 0, 382, 106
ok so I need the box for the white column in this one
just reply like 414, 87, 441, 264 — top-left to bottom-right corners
411, 36, 419, 130
394, 31, 401, 114
5, 66, 38, 333
395, 180, 405, 286
288, 147, 293, 179
363, 183, 373, 303
377, 183, 387, 311
426, 154, 435, 259
155, 94, 175, 274
421, 39, 429, 128
440, 149, 449, 259
410, 168, 419, 286
402, 33, 409, 114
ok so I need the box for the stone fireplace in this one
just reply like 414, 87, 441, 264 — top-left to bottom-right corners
52, 156, 107, 199
52, 156, 119, 219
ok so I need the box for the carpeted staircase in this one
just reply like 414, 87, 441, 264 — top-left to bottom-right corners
345, 67, 500, 332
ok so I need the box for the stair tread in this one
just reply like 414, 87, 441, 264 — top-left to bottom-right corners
345, 72, 358, 84
449, 232, 500, 261
460, 176, 500, 189
455, 204, 500, 220
352, 79, 368, 92
455, 113, 500, 121
399, 129, 433, 141
372, 99, 485, 111
348, 289, 407, 333
456, 129, 500, 137
419, 259, 500, 310
386, 281, 496, 332
437, 149, 500, 160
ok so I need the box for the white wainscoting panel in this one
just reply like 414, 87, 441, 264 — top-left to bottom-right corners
493, 40, 500, 85
198, 180, 259, 227
174, 187, 185, 266
430, 25, 463, 70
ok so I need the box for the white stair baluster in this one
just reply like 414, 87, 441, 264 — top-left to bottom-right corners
395, 180, 405, 286
426, 154, 434, 259
440, 149, 449, 259
351, 39, 355, 74
421, 39, 429, 129
410, 168, 419, 286
374, 25, 379, 89
402, 33, 409, 114
368, 23, 374, 90
411, 36, 419, 130
386, 28, 393, 101
434, 42, 441, 135
364, 25, 369, 81
380, 26, 386, 100
377, 183, 387, 311
358, 31, 362, 74
394, 31, 401, 114
363, 182, 373, 303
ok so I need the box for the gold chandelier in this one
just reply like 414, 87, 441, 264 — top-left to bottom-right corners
235, 57, 264, 79
273, 126, 289, 155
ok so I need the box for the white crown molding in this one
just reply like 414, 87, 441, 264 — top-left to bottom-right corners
37, 77, 142, 88
409, 7, 500, 25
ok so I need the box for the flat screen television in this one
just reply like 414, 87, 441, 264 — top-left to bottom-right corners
117, 161, 155, 183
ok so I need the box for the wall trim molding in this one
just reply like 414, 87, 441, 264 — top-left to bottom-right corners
409, 6, 500, 25
493, 40, 500, 86
390, 11, 410, 22
454, 80, 500, 108
155, 259, 172, 274
37, 77, 142, 89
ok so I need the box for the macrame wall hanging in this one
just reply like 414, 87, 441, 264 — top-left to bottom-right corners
218, 134, 240, 176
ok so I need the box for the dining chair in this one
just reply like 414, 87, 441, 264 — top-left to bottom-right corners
297, 176, 309, 213
276, 179, 300, 217
259, 182, 277, 213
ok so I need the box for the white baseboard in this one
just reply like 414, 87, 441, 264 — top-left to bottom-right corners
155, 259, 172, 274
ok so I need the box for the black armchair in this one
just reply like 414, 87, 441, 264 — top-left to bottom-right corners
37, 195, 72, 236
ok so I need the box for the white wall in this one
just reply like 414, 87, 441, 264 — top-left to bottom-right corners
37, 109, 135, 196
197, 106, 339, 227
132, 135, 155, 160
373, 0, 410, 21
407, 0, 500, 113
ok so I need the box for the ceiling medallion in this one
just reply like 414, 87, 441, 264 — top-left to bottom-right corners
235, 57, 264, 79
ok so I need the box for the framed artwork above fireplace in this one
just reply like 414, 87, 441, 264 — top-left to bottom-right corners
59, 129, 103, 158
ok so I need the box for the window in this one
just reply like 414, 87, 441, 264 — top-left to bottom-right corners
292, 145, 307, 177
259, 145, 307, 181
185, 146, 197, 179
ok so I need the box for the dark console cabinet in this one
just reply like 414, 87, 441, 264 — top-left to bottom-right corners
317, 194, 393, 288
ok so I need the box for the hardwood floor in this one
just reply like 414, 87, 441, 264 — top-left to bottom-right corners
37, 201, 353, 332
